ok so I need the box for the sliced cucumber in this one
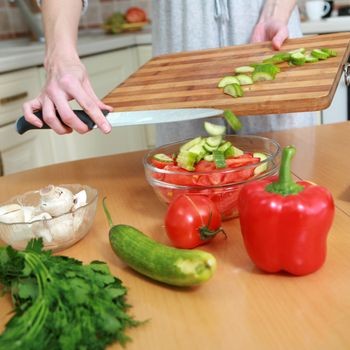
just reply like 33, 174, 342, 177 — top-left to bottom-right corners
233, 146, 244, 156
321, 48, 337, 57
252, 71, 275, 82
288, 48, 306, 55
153, 153, 173, 163
204, 121, 226, 136
234, 66, 255, 74
188, 140, 206, 162
235, 74, 253, 85
213, 150, 226, 169
218, 76, 240, 88
263, 52, 291, 64
224, 83, 243, 98
218, 141, 232, 153
223, 110, 243, 131
311, 49, 329, 60
253, 152, 268, 175
290, 52, 306, 66
176, 150, 197, 171
224, 145, 235, 158
180, 136, 202, 151
206, 135, 222, 148
252, 63, 279, 82
203, 143, 218, 152
204, 154, 214, 162
305, 54, 318, 63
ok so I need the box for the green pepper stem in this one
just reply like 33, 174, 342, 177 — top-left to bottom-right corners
265, 145, 304, 196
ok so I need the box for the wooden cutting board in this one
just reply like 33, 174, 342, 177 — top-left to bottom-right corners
103, 32, 350, 116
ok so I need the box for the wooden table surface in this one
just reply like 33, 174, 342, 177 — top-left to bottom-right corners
1, 122, 350, 350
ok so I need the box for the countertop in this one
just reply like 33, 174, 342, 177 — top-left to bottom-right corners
1, 121, 350, 349
301, 15, 350, 34
0, 27, 152, 74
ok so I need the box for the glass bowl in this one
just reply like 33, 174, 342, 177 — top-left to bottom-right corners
0, 184, 98, 251
144, 135, 281, 220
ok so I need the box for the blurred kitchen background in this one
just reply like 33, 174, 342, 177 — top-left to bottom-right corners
0, 0, 349, 176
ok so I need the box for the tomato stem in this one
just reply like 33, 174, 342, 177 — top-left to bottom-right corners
199, 211, 226, 241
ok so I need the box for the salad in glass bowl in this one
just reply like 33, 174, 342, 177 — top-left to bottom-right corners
144, 122, 281, 220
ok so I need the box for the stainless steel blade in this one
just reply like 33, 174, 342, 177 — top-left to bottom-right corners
103, 108, 224, 127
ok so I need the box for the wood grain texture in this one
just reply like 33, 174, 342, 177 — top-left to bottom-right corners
1, 122, 350, 350
103, 32, 350, 116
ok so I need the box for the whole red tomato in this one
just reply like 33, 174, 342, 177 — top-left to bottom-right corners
165, 194, 224, 249
125, 7, 147, 23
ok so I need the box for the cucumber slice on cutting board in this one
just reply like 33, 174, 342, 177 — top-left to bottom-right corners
218, 76, 240, 88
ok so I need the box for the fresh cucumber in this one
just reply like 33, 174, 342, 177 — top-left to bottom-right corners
204, 121, 226, 136
235, 74, 253, 85
235, 66, 255, 74
305, 54, 318, 63
176, 150, 197, 171
223, 110, 243, 131
290, 52, 306, 66
232, 146, 244, 156
252, 63, 279, 82
252, 71, 275, 82
288, 48, 306, 55
263, 52, 291, 64
213, 150, 226, 169
321, 48, 337, 57
104, 200, 217, 287
153, 153, 173, 163
224, 83, 243, 98
218, 76, 240, 88
206, 135, 222, 148
204, 154, 214, 162
253, 152, 268, 175
180, 136, 202, 151
311, 49, 329, 60
218, 141, 232, 153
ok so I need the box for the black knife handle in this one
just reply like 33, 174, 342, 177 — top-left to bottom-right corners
16, 110, 108, 135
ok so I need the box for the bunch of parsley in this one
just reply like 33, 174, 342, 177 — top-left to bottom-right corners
0, 239, 141, 350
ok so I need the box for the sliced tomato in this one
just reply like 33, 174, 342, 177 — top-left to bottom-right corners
151, 158, 175, 169
194, 161, 224, 186
163, 165, 196, 186
226, 156, 259, 168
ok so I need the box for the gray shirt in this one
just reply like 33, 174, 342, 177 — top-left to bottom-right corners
152, 0, 316, 145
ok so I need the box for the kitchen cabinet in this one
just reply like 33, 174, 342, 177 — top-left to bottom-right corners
42, 47, 153, 164
0, 68, 54, 175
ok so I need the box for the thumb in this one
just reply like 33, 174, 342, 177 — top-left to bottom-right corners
272, 28, 289, 50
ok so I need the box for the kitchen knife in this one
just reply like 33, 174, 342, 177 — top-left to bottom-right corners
16, 108, 224, 135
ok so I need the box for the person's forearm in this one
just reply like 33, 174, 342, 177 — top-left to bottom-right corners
42, 0, 82, 69
259, 0, 297, 24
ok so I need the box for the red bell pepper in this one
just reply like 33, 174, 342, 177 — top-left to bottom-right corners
238, 145, 334, 276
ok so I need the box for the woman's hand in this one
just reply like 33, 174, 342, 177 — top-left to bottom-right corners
250, 0, 297, 50
23, 57, 113, 135
250, 19, 289, 50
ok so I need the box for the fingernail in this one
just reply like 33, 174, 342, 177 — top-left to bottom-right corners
35, 121, 43, 128
101, 122, 111, 133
